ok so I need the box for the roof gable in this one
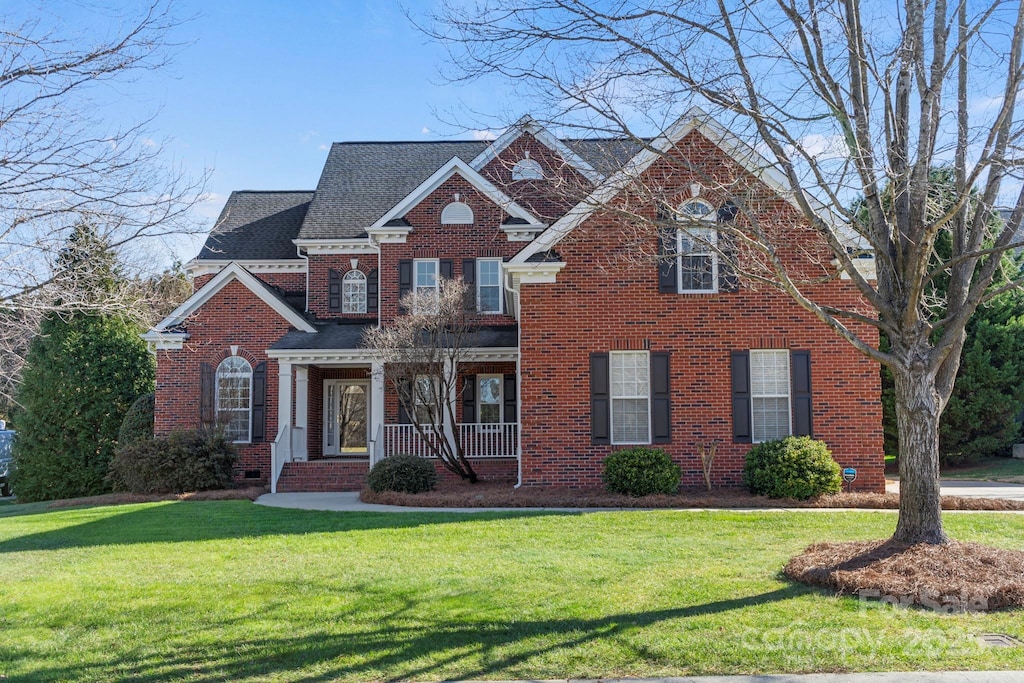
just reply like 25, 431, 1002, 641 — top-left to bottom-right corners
512, 107, 825, 264
150, 263, 316, 334
370, 156, 544, 230
470, 115, 604, 185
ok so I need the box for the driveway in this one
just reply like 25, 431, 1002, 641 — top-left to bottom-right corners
886, 478, 1024, 501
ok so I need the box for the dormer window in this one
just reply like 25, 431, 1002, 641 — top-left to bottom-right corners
441, 201, 474, 225
512, 157, 544, 180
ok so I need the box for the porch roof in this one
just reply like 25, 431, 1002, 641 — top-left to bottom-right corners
269, 323, 519, 351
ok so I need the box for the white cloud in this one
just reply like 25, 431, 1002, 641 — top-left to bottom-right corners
141, 137, 157, 148
792, 133, 849, 161
193, 192, 225, 221
318, 143, 329, 151
299, 130, 319, 144
421, 126, 431, 134
471, 129, 500, 141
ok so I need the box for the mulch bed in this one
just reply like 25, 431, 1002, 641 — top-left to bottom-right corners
785, 539, 1024, 611
360, 481, 1024, 511
45, 486, 268, 510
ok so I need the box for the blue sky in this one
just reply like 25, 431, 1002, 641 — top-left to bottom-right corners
31, 0, 511, 261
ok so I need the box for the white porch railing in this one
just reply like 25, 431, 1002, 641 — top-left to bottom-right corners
383, 423, 519, 459
270, 423, 291, 493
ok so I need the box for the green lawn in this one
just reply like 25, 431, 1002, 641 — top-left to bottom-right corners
2, 501, 1024, 681
944, 457, 1024, 483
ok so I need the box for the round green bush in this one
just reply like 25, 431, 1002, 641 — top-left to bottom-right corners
603, 447, 681, 496
367, 454, 438, 494
743, 436, 842, 500
118, 392, 155, 446
108, 427, 237, 494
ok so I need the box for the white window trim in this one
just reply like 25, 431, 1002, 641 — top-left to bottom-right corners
215, 357, 252, 444
412, 258, 440, 315
750, 349, 792, 443
609, 350, 651, 445
323, 380, 370, 455
676, 226, 719, 294
476, 258, 503, 314
477, 373, 504, 427
512, 158, 544, 181
342, 269, 367, 314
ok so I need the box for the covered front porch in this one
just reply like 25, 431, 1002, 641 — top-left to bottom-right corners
266, 329, 520, 492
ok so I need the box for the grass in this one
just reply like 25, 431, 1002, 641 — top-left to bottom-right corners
944, 457, 1024, 483
1, 502, 1024, 681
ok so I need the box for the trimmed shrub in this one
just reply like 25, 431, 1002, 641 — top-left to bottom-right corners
744, 436, 842, 500
367, 454, 437, 494
108, 428, 237, 494
603, 447, 681, 496
118, 393, 155, 446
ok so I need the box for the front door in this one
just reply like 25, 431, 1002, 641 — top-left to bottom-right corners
324, 381, 369, 456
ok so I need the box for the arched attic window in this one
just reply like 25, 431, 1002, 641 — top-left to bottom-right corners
512, 157, 544, 180
441, 201, 474, 225
342, 270, 367, 314
675, 198, 717, 293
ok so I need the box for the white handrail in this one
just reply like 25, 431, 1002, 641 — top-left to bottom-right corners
270, 423, 291, 493
383, 423, 518, 459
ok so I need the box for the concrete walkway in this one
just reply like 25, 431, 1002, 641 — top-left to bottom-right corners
885, 478, 1024, 501
456, 675, 1022, 683
255, 491, 611, 514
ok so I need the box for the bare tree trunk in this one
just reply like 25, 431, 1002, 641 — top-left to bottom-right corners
892, 356, 948, 545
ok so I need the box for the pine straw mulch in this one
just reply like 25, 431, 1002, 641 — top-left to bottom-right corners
45, 486, 268, 510
785, 539, 1024, 612
360, 481, 1024, 511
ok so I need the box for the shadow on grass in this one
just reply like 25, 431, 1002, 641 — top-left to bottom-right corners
14, 585, 808, 682
0, 500, 573, 553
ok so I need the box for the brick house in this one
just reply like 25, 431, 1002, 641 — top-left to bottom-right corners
145, 108, 884, 493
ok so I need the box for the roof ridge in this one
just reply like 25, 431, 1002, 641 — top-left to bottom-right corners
231, 189, 315, 194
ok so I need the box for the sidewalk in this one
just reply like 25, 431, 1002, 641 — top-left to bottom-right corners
886, 478, 1024, 501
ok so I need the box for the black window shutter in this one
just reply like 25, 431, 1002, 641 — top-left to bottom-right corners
366, 268, 379, 314
397, 378, 411, 424
791, 350, 813, 437
658, 229, 678, 293
590, 353, 611, 444
650, 352, 671, 444
731, 351, 752, 443
398, 260, 412, 311
462, 259, 477, 310
717, 202, 740, 292
200, 362, 215, 427
439, 259, 454, 280
503, 374, 517, 423
251, 361, 267, 442
328, 269, 342, 312
462, 374, 477, 423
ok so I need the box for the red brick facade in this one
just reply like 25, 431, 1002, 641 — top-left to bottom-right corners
154, 124, 885, 493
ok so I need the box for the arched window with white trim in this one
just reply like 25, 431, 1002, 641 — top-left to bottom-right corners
512, 158, 544, 180
441, 201, 474, 224
676, 199, 718, 292
342, 269, 367, 314
216, 356, 252, 443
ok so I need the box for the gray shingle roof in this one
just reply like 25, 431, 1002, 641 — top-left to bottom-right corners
270, 323, 518, 351
199, 191, 314, 261
299, 141, 488, 240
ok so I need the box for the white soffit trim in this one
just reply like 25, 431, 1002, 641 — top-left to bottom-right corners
368, 156, 545, 230
266, 347, 519, 364
292, 239, 379, 255
186, 259, 308, 276
140, 331, 188, 350
469, 115, 604, 185
150, 262, 317, 334
504, 262, 566, 284
511, 106, 838, 265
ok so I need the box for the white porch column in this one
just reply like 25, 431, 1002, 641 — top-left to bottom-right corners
294, 366, 309, 461
370, 361, 385, 464
277, 361, 293, 461
442, 356, 457, 451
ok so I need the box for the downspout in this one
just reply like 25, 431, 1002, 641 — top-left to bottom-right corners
504, 271, 524, 489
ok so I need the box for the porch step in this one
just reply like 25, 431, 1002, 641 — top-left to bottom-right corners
276, 460, 369, 493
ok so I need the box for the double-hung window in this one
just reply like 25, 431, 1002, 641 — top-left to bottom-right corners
412, 259, 439, 314
477, 374, 503, 424
476, 258, 502, 314
610, 351, 650, 444
750, 349, 791, 442
216, 356, 252, 443
676, 200, 718, 293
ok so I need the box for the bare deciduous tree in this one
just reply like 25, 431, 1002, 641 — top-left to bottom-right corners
365, 278, 480, 483
426, 0, 1024, 544
0, 1, 206, 406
